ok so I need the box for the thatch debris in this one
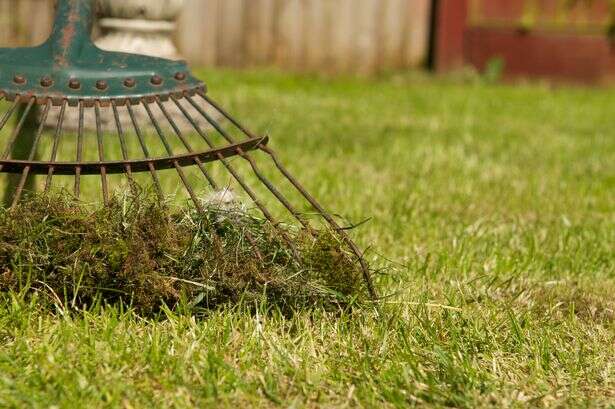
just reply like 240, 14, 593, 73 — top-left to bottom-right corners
0, 191, 368, 314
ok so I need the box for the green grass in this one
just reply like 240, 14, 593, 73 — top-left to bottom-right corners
0, 68, 614, 408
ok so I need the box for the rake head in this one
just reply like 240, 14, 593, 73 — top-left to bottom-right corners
0, 0, 376, 298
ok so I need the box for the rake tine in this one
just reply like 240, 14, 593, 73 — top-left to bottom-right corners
94, 101, 110, 205
141, 100, 203, 212
262, 143, 376, 297
126, 103, 164, 199
45, 100, 67, 192
11, 99, 52, 207
198, 92, 256, 138
171, 96, 300, 258
197, 92, 377, 298
0, 98, 21, 134
74, 101, 85, 199
25, 101, 50, 161
0, 97, 36, 164
154, 97, 219, 190
111, 100, 137, 193
160, 97, 267, 262
185, 95, 311, 230
175, 97, 282, 225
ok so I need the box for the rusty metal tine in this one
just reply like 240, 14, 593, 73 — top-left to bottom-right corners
26, 101, 51, 162
111, 100, 137, 191
0, 99, 20, 134
176, 97, 281, 224
0, 97, 36, 162
154, 98, 194, 150
197, 93, 377, 298
217, 158, 293, 246
45, 100, 67, 192
198, 91, 258, 139
126, 103, 164, 199
172, 97, 301, 260
94, 101, 110, 205
154, 97, 219, 190
188, 94, 236, 144
0, 98, 36, 182
11, 99, 52, 207
74, 101, 85, 199
168, 98, 272, 261
185, 95, 311, 229
141, 100, 203, 212
141, 101, 175, 154
265, 144, 376, 298
172, 98, 272, 261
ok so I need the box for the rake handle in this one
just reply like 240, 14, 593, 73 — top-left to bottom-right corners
48, 0, 95, 66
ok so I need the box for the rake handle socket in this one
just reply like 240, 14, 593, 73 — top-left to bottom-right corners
49, 0, 95, 66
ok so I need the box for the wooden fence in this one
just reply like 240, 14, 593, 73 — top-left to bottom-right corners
0, 0, 433, 74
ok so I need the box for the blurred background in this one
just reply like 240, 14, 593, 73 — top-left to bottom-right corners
1, 0, 614, 84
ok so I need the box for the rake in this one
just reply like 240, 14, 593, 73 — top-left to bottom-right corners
0, 0, 376, 298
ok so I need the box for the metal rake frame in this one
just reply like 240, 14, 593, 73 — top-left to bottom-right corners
0, 0, 377, 298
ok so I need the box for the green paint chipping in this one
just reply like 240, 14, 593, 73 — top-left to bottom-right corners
0, 191, 367, 314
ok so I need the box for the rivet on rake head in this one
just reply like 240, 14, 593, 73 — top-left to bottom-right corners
124, 78, 136, 88
68, 78, 81, 90
13, 75, 26, 85
150, 75, 163, 86
96, 80, 108, 91
174, 72, 187, 81
40, 76, 53, 87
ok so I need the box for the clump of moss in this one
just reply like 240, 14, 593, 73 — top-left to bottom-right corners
0, 191, 368, 314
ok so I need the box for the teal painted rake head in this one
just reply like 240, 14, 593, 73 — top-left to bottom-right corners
0, 0, 376, 297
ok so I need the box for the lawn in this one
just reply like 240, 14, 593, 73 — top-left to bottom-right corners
0, 68, 613, 408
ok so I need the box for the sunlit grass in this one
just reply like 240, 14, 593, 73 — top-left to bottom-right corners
0, 68, 613, 407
